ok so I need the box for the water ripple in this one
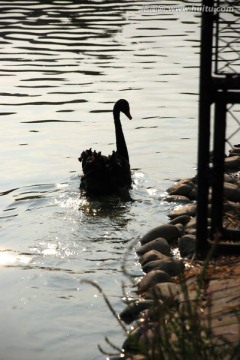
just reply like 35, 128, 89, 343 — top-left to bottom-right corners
0, 1, 201, 359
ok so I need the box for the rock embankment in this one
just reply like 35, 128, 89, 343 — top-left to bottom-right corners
112, 151, 240, 360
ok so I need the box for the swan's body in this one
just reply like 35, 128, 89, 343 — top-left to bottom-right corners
79, 99, 132, 197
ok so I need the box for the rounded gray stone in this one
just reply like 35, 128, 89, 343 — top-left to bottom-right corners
137, 270, 171, 293
224, 182, 240, 202
142, 258, 184, 276
139, 250, 170, 266
145, 282, 180, 301
164, 194, 191, 203
169, 215, 191, 226
178, 234, 196, 258
136, 237, 171, 256
140, 224, 181, 245
168, 203, 197, 219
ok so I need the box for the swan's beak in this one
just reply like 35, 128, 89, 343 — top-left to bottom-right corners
126, 111, 132, 120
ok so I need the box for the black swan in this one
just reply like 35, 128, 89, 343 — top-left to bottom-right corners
78, 99, 132, 197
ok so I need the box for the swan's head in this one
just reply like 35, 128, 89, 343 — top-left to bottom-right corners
114, 99, 132, 120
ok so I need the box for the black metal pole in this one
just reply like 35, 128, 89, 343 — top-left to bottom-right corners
196, 0, 215, 258
211, 94, 226, 239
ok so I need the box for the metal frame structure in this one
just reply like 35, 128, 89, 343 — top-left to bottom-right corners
196, 0, 240, 257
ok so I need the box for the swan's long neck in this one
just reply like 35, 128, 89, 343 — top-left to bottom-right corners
113, 108, 129, 163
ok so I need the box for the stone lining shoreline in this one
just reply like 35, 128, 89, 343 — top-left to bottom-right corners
109, 148, 240, 360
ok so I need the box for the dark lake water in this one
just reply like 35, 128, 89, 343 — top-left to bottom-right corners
0, 1, 202, 359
